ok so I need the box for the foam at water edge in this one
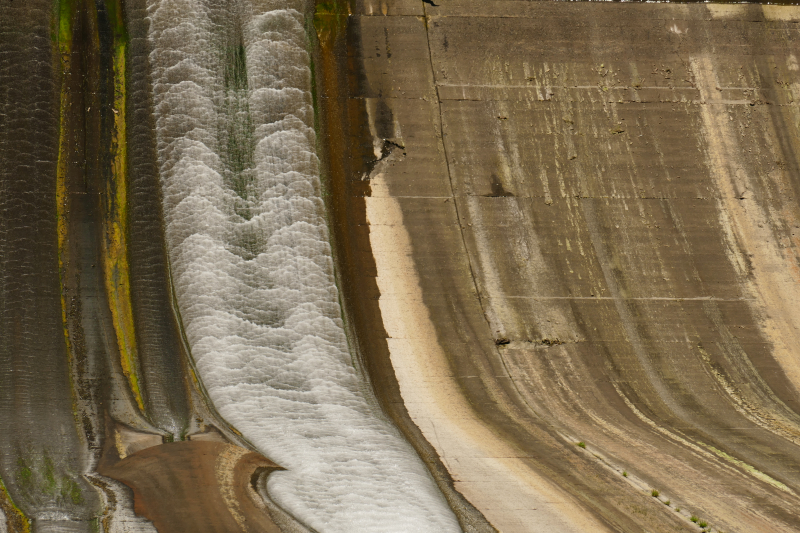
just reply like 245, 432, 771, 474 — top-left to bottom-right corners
145, 0, 462, 531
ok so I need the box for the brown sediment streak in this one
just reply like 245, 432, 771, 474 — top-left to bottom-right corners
101, 0, 145, 412
612, 381, 793, 495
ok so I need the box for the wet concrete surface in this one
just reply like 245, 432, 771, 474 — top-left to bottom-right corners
124, 0, 193, 440
319, 1, 800, 531
0, 2, 290, 531
0, 1, 102, 529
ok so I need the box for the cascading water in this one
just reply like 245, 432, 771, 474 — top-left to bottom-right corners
145, 0, 462, 530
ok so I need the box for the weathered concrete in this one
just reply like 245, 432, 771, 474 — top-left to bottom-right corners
0, 2, 285, 531
320, 2, 800, 531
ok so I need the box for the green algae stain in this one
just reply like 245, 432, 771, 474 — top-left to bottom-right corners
0, 474, 30, 533
15, 460, 32, 489
314, 1, 349, 43
43, 458, 57, 495
14, 453, 85, 512
101, 0, 146, 413
224, 42, 248, 91
54, 0, 76, 53
65, 479, 84, 506
54, 0, 83, 435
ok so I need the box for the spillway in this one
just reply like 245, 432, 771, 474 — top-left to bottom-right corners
5, 1, 800, 532
145, 0, 460, 531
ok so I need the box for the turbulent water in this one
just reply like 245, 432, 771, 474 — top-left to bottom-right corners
145, 0, 461, 530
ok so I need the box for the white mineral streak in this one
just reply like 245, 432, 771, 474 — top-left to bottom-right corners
145, 0, 460, 531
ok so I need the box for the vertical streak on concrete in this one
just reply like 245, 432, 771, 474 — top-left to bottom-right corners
101, 0, 146, 415
581, 197, 685, 419
360, 8, 614, 529
0, 1, 101, 530
123, 0, 194, 439
692, 54, 800, 398
365, 174, 610, 533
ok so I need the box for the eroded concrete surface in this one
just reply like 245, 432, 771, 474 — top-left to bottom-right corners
321, 1, 800, 531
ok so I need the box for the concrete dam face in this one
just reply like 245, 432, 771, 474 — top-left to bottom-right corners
2, 0, 800, 532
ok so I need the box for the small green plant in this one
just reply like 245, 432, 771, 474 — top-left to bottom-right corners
690, 515, 699, 523
622, 471, 628, 477
577, 441, 586, 448
664, 500, 670, 505
698, 520, 708, 528
651, 489, 659, 497
675, 507, 681, 512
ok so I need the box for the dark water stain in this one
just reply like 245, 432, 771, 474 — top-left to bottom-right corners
124, 0, 194, 440
486, 173, 515, 197
311, 3, 496, 531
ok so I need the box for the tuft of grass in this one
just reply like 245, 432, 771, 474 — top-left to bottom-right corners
651, 489, 659, 497
622, 470, 628, 477
675, 507, 681, 512
664, 500, 670, 506
690, 515, 699, 523
698, 520, 708, 528
576, 441, 586, 448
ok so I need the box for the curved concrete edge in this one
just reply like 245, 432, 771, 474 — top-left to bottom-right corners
366, 173, 612, 533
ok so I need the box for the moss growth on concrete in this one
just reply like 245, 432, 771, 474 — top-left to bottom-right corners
101, 0, 145, 413
15, 453, 84, 510
54, 0, 85, 435
314, 1, 349, 43
0, 474, 30, 533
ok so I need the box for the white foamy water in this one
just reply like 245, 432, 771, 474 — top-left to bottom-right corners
145, 0, 461, 531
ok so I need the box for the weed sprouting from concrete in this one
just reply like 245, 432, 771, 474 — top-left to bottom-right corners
576, 441, 586, 449
651, 489, 659, 497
